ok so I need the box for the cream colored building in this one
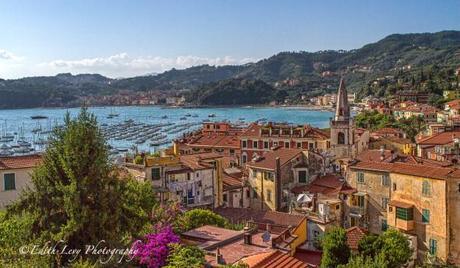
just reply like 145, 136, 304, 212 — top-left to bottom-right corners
348, 150, 460, 264
0, 155, 42, 208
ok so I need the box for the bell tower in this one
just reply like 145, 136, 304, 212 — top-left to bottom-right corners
330, 78, 354, 159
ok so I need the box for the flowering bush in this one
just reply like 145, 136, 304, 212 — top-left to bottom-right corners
131, 225, 180, 268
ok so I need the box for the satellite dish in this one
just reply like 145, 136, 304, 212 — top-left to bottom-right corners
262, 231, 271, 242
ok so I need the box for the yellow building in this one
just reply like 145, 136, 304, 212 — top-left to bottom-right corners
245, 148, 324, 212
443, 90, 460, 100
348, 150, 460, 264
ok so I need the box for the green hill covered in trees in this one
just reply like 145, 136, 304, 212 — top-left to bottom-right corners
1, 31, 459, 108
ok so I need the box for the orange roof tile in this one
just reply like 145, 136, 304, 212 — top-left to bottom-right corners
291, 174, 355, 195
243, 250, 309, 268
0, 154, 42, 170
346, 227, 367, 250
246, 148, 303, 171
417, 131, 460, 145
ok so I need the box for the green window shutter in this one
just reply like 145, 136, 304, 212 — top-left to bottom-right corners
298, 170, 307, 183
396, 207, 413, 220
422, 181, 431, 197
429, 239, 437, 255
152, 168, 161, 181
381, 219, 388, 231
422, 209, 430, 223
3, 173, 16, 191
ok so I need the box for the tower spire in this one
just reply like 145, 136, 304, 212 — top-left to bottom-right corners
334, 77, 349, 121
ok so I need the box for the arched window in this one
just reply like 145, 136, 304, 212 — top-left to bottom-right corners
338, 132, 345, 145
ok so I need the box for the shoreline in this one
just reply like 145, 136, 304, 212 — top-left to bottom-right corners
0, 104, 335, 113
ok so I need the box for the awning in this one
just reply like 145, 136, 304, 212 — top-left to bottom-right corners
389, 200, 414, 209
297, 193, 313, 203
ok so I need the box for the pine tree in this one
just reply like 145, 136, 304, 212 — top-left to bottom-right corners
8, 108, 128, 265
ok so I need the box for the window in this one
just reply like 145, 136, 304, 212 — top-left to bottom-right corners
242, 154, 247, 164
393, 183, 397, 191
264, 141, 269, 149
429, 238, 437, 255
422, 209, 430, 223
309, 143, 314, 150
246, 189, 250, 198
357, 195, 365, 208
253, 141, 258, 148
381, 174, 390, 187
382, 197, 389, 210
297, 142, 301, 149
230, 149, 235, 155
242, 140, 247, 148
285, 142, 290, 148
396, 207, 413, 221
422, 180, 431, 197
264, 172, 274, 181
357, 172, 364, 184
266, 189, 272, 202
151, 168, 161, 181
3, 173, 15, 191
298, 170, 307, 183
223, 194, 228, 202
338, 132, 345, 144
381, 219, 388, 231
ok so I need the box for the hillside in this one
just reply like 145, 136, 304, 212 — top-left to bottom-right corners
1, 31, 459, 108
185, 78, 282, 105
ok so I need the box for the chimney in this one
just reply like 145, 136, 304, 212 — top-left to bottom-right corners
215, 247, 223, 264
380, 146, 385, 161
243, 225, 252, 245
266, 223, 271, 233
275, 157, 282, 211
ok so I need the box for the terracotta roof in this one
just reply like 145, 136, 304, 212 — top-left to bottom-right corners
350, 159, 460, 180
0, 154, 42, 170
214, 207, 305, 228
389, 200, 414, 209
242, 250, 309, 268
187, 134, 240, 149
291, 174, 355, 195
417, 131, 460, 145
346, 227, 367, 251
223, 171, 243, 191
293, 249, 322, 268
179, 153, 222, 171
246, 148, 303, 171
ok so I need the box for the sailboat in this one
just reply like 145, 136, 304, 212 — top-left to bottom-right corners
107, 107, 119, 118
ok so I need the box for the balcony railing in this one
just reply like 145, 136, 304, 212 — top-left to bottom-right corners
350, 206, 366, 216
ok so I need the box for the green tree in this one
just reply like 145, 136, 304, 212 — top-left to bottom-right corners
338, 254, 387, 268
164, 244, 205, 268
357, 229, 412, 268
358, 234, 380, 258
0, 211, 52, 266
6, 108, 155, 265
320, 227, 351, 268
178, 209, 230, 232
377, 229, 412, 268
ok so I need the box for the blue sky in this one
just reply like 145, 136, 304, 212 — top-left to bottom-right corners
0, 0, 459, 78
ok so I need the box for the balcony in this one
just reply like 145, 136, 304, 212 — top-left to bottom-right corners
395, 218, 414, 231
350, 206, 366, 217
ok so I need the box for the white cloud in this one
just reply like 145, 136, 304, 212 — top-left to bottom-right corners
0, 49, 23, 61
40, 53, 257, 78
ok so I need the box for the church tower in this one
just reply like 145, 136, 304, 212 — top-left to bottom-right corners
330, 78, 355, 159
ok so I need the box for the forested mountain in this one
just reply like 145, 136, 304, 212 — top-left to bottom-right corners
1, 31, 459, 108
